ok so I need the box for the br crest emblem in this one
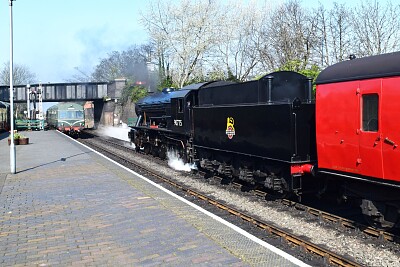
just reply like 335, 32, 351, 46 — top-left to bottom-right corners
225, 117, 235, 139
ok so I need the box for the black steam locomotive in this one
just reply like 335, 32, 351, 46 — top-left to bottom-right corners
129, 71, 316, 196
129, 52, 400, 229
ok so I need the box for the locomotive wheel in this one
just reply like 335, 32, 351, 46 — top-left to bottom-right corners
151, 146, 159, 157
144, 144, 151, 154
134, 141, 140, 152
159, 145, 167, 160
178, 149, 187, 163
135, 145, 140, 152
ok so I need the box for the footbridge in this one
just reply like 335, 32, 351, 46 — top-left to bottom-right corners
0, 80, 125, 103
0, 79, 127, 127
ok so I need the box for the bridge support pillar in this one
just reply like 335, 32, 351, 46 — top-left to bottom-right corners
93, 100, 104, 129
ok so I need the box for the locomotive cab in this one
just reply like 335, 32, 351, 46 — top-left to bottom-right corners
132, 88, 195, 132
170, 96, 190, 134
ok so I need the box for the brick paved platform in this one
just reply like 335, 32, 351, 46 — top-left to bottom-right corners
0, 130, 308, 266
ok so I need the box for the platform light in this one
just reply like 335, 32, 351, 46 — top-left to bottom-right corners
9, 0, 16, 174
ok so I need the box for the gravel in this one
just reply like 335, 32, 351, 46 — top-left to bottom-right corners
90, 136, 400, 267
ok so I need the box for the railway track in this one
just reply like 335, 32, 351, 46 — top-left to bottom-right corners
81, 131, 399, 244
77, 132, 393, 266
229, 179, 399, 243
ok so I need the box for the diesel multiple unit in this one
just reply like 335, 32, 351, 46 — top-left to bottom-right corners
46, 103, 84, 136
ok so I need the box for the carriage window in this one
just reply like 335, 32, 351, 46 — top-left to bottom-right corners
362, 94, 378, 132
59, 111, 68, 119
178, 98, 183, 113
76, 111, 84, 119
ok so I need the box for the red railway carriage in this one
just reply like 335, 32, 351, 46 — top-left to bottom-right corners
316, 52, 400, 227
316, 52, 400, 183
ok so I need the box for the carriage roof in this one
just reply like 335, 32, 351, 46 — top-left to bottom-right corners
316, 51, 400, 85
47, 103, 83, 111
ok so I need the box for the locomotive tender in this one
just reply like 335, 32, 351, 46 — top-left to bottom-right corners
129, 52, 400, 228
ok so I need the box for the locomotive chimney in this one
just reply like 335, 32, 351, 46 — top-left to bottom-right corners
266, 76, 273, 104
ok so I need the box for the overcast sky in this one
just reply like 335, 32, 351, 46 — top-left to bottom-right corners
0, 0, 355, 84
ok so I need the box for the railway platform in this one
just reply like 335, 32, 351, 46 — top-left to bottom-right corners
0, 130, 309, 266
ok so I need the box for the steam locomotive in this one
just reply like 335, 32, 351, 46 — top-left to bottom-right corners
129, 52, 400, 228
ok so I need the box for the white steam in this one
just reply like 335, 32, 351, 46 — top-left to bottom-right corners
167, 151, 197, 172
96, 124, 131, 143
97, 125, 197, 171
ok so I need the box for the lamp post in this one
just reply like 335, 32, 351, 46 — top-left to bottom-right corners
9, 0, 16, 174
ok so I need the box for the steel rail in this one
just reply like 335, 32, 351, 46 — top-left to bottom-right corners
82, 131, 399, 243
79, 135, 363, 267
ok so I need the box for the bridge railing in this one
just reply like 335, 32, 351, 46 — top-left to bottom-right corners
0, 82, 109, 102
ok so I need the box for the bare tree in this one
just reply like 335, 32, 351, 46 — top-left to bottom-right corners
258, 0, 317, 72
313, 4, 329, 67
142, 0, 222, 87
91, 45, 149, 83
352, 0, 400, 56
0, 62, 36, 85
139, 0, 400, 86
65, 67, 92, 83
313, 2, 353, 67
213, 1, 263, 81
329, 3, 353, 62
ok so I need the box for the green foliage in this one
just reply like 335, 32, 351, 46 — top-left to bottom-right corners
184, 66, 240, 86
185, 75, 205, 86
206, 70, 226, 81
299, 65, 320, 82
9, 132, 22, 140
119, 79, 149, 105
278, 60, 320, 81
131, 86, 148, 102
253, 73, 267, 80
14, 132, 21, 139
158, 76, 174, 91
277, 60, 321, 93
120, 82, 147, 104
226, 68, 239, 82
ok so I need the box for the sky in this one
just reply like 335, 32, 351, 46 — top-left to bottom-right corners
0, 0, 149, 84
0, 0, 356, 84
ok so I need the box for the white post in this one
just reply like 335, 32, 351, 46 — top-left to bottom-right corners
9, 0, 16, 174
38, 83, 43, 120
26, 84, 30, 119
